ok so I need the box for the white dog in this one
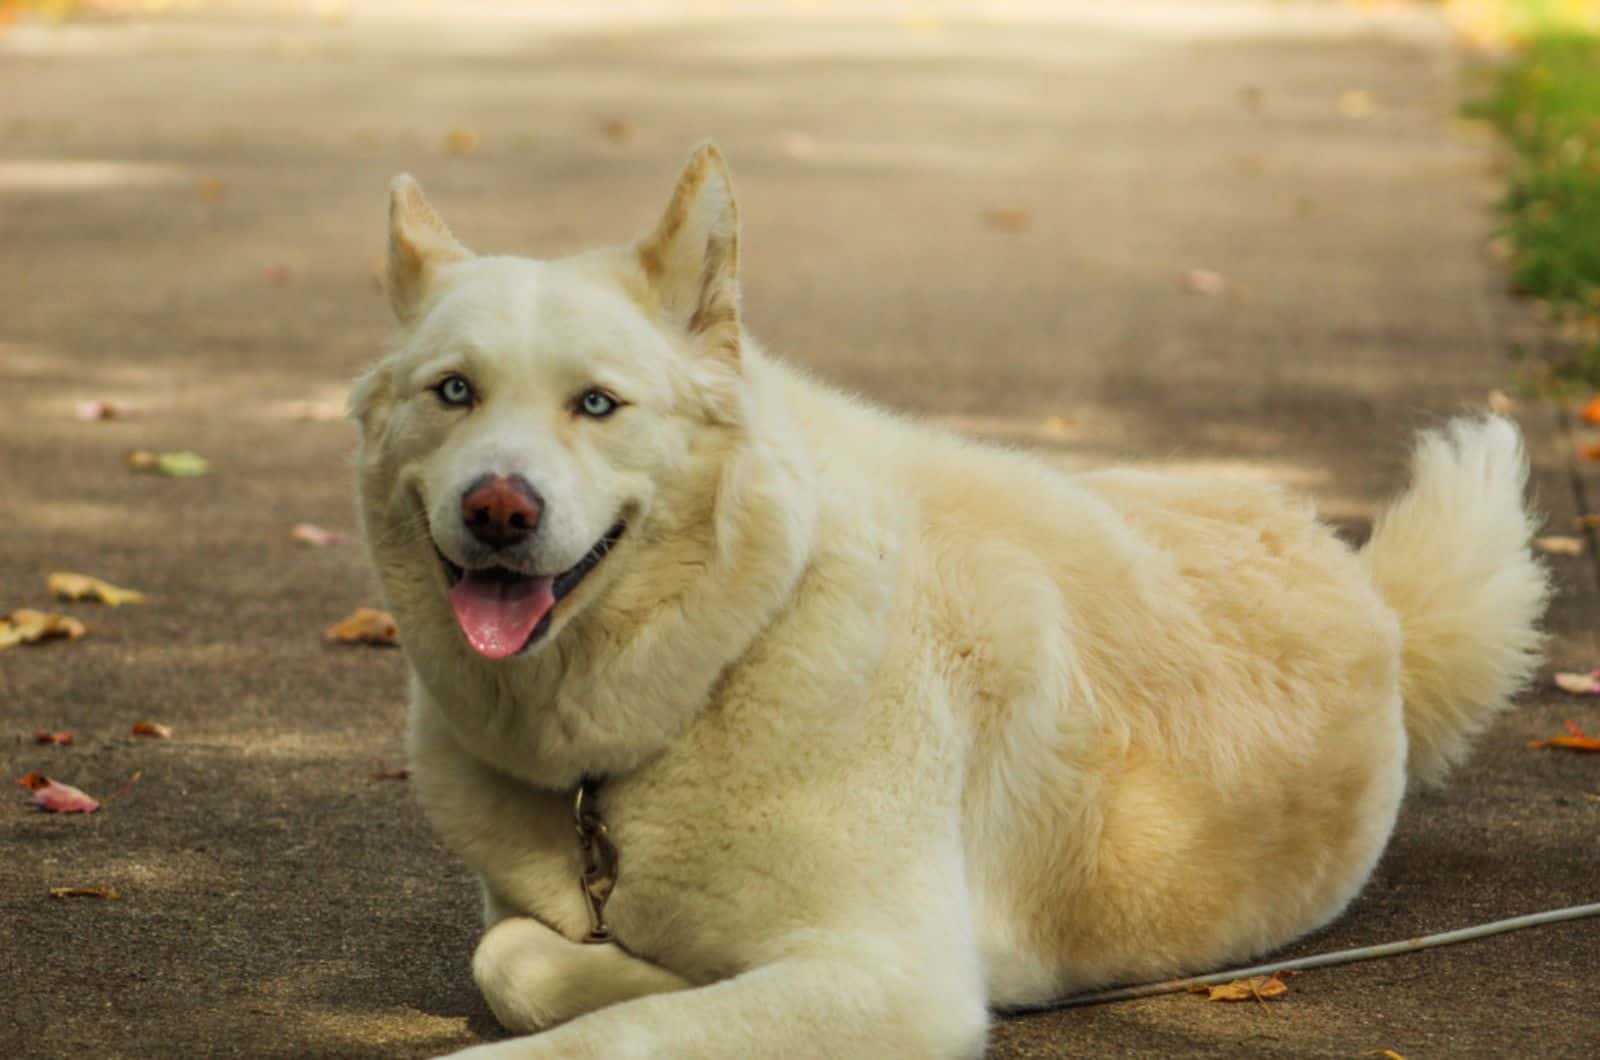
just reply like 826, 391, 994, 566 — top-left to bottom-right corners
350, 144, 1549, 1058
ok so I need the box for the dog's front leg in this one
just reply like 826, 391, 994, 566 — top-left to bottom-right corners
472, 916, 692, 1034
447, 948, 989, 1060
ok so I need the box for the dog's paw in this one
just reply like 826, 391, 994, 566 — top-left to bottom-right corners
471, 916, 578, 1034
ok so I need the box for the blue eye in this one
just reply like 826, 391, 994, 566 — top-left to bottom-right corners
578, 389, 618, 418
437, 375, 474, 407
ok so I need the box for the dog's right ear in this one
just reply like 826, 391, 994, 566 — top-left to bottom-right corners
387, 175, 472, 324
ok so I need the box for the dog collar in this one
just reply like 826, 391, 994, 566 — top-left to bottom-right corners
573, 777, 617, 944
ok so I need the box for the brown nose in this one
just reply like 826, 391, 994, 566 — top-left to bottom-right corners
460, 474, 543, 548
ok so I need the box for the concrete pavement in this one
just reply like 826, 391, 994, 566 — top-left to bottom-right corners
2, 2, 1596, 1056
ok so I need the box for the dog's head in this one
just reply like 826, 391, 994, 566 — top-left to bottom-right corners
352, 145, 748, 661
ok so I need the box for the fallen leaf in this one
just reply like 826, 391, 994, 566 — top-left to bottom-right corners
49, 886, 120, 900
15, 773, 100, 813
291, 523, 345, 547
0, 610, 87, 651
372, 767, 411, 781
127, 450, 209, 477
443, 128, 480, 155
74, 399, 141, 421
326, 607, 399, 647
1535, 535, 1585, 556
33, 731, 75, 746
1583, 793, 1600, 803
1554, 670, 1600, 695
1192, 972, 1290, 1003
194, 175, 229, 202
1528, 720, 1600, 752
1362, 1052, 1407, 1060
1181, 269, 1227, 296
1582, 397, 1600, 425
982, 208, 1030, 232
598, 117, 635, 144
263, 264, 293, 286
1575, 514, 1600, 530
130, 721, 172, 740
1579, 441, 1600, 462
1339, 89, 1376, 118
48, 572, 147, 606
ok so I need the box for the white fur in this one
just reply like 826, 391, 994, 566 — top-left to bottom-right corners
352, 148, 1550, 1059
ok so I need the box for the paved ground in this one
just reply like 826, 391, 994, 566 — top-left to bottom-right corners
2, 2, 1597, 1057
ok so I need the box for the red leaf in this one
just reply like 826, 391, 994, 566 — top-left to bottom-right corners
33, 730, 75, 746
1582, 396, 1600, 425
15, 773, 100, 813
130, 721, 172, 740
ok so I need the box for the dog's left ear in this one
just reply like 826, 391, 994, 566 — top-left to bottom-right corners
636, 143, 741, 364
387, 174, 472, 324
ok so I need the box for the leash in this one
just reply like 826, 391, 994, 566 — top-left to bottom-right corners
999, 901, 1600, 1015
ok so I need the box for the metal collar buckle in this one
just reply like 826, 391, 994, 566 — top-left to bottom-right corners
573, 778, 617, 944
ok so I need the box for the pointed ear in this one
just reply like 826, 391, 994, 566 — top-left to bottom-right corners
636, 144, 741, 363
387, 174, 472, 324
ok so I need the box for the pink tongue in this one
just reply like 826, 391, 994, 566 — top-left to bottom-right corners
447, 573, 557, 660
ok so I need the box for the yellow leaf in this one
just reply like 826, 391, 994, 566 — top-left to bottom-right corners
47, 572, 147, 607
0, 610, 87, 651
325, 607, 399, 647
1193, 973, 1290, 1003
1534, 535, 1584, 556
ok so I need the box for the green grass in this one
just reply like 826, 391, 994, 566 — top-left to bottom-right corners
1473, 29, 1600, 381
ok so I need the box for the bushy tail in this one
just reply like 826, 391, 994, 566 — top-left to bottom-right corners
1360, 416, 1551, 785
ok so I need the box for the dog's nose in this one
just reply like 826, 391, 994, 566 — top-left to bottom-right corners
461, 474, 543, 548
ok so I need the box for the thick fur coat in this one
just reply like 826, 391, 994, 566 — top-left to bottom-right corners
350, 145, 1550, 1059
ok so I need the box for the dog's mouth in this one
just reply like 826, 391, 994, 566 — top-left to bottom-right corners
438, 521, 626, 660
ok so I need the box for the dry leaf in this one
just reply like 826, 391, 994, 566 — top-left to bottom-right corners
130, 721, 172, 740
128, 450, 209, 477
1362, 1052, 1407, 1060
1574, 514, 1600, 530
0, 610, 87, 650
48, 572, 147, 606
263, 264, 293, 287
326, 607, 399, 647
1192, 972, 1290, 1003
195, 175, 229, 202
443, 128, 480, 155
33, 730, 75, 746
1528, 719, 1600, 752
982, 208, 1030, 232
1554, 670, 1600, 694
74, 399, 141, 421
291, 523, 345, 547
1181, 269, 1227, 296
49, 886, 120, 900
372, 767, 411, 781
1579, 441, 1600, 462
1581, 396, 1600, 425
15, 772, 100, 814
1535, 535, 1585, 556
